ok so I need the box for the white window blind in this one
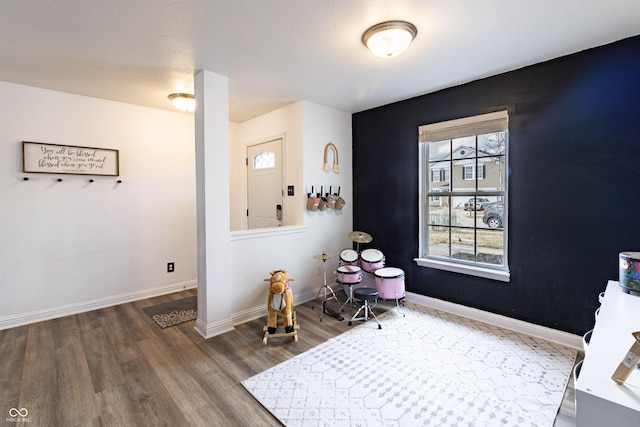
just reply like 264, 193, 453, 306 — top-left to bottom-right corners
419, 111, 508, 142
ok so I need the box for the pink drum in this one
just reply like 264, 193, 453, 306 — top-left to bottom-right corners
374, 267, 405, 300
360, 248, 385, 273
337, 265, 363, 297
339, 248, 359, 266
336, 265, 363, 284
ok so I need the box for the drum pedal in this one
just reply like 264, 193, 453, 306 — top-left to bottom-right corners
323, 301, 344, 321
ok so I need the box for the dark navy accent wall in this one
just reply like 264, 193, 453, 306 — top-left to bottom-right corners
352, 35, 640, 335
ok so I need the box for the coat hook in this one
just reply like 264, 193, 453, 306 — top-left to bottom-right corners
116, 179, 122, 183
23, 177, 29, 181
89, 179, 94, 183
57, 178, 63, 182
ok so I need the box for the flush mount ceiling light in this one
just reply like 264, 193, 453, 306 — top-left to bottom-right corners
168, 93, 196, 112
362, 20, 417, 58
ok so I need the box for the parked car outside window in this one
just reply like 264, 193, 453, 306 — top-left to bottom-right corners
482, 202, 504, 228
464, 197, 490, 211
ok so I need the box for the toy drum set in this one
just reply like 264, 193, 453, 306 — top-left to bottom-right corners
335, 231, 406, 314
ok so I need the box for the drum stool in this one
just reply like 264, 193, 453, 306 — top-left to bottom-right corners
348, 287, 381, 329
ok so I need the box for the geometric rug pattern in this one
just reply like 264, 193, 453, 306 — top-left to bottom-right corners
242, 301, 577, 427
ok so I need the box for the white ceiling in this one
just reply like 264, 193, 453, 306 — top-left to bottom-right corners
1, 1, 639, 122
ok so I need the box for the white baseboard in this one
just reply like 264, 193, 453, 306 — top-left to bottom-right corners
231, 305, 267, 326
4, 282, 579, 350
0, 280, 198, 331
194, 317, 235, 339
229, 284, 337, 326
406, 292, 583, 350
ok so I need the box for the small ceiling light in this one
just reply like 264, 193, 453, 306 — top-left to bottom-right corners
362, 20, 417, 58
168, 93, 196, 112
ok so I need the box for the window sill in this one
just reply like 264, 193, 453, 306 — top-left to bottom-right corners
414, 257, 510, 282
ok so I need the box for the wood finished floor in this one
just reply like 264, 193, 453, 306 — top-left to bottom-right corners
0, 289, 581, 426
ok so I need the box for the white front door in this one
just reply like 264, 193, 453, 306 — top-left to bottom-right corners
247, 138, 283, 229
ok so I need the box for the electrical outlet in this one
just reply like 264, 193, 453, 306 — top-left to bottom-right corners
315, 263, 322, 276
167, 262, 175, 273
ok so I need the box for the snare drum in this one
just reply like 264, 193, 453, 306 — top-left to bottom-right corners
336, 265, 363, 284
360, 248, 385, 273
374, 267, 405, 300
337, 265, 363, 299
339, 248, 359, 266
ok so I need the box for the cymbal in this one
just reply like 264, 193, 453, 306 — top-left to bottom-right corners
348, 231, 373, 243
313, 253, 334, 260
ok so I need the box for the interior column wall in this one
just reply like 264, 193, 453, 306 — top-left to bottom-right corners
194, 70, 234, 338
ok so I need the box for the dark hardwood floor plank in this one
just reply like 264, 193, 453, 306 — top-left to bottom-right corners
118, 357, 190, 427
95, 383, 149, 427
98, 305, 142, 365
136, 336, 220, 425
79, 324, 127, 394
52, 312, 81, 349
19, 321, 58, 426
115, 300, 159, 342
54, 334, 100, 425
3, 289, 577, 426
76, 309, 103, 332
0, 325, 28, 416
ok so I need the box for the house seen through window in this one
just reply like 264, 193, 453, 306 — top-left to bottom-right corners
416, 111, 510, 282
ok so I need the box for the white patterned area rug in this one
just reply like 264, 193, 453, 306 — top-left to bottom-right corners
242, 301, 577, 427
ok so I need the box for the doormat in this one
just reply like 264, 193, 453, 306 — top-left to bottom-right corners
142, 296, 197, 329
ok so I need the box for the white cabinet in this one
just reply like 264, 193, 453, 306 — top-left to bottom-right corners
575, 280, 640, 426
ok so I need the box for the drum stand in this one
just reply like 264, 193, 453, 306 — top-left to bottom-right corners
311, 253, 344, 322
339, 283, 355, 313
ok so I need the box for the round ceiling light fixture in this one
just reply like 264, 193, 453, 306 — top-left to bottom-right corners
362, 20, 417, 58
168, 93, 196, 112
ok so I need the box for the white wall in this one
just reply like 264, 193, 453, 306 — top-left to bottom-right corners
230, 102, 304, 231
228, 101, 353, 323
0, 81, 196, 328
0, 81, 353, 334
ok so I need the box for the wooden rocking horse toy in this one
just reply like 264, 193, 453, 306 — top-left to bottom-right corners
262, 269, 300, 345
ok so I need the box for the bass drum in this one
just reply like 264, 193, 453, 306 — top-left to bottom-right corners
339, 248, 359, 266
360, 248, 385, 273
374, 267, 406, 300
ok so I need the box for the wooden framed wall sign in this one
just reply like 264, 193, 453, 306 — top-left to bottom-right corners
22, 141, 119, 176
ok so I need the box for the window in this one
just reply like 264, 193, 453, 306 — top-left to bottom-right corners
463, 165, 474, 180
416, 111, 509, 281
253, 151, 275, 169
463, 165, 485, 180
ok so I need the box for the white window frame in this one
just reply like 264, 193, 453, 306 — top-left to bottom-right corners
463, 164, 485, 180
463, 165, 474, 180
416, 111, 510, 282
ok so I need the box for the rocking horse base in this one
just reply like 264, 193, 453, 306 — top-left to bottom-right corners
263, 311, 300, 345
